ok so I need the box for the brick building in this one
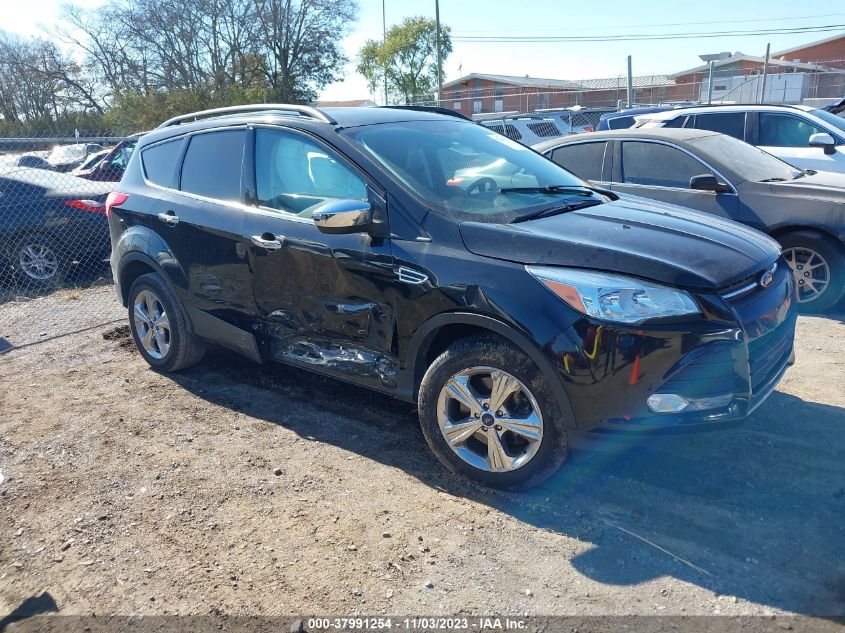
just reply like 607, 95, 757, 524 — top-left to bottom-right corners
438, 33, 845, 116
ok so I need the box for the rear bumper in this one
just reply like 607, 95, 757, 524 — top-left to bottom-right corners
543, 258, 798, 434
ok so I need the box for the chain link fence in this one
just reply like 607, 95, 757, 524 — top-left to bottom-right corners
0, 132, 133, 349
419, 60, 845, 142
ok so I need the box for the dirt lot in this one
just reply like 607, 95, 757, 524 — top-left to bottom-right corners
1, 288, 844, 620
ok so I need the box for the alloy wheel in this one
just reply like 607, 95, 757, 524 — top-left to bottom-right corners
18, 242, 58, 281
133, 289, 171, 359
783, 246, 830, 304
436, 366, 543, 473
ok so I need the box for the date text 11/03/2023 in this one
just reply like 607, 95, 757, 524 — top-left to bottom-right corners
306, 617, 528, 630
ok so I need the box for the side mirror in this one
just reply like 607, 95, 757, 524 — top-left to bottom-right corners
808, 132, 836, 155
313, 199, 374, 234
689, 174, 730, 193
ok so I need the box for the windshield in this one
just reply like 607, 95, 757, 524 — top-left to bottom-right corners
344, 119, 598, 223
49, 145, 87, 162
689, 134, 802, 183
811, 108, 845, 137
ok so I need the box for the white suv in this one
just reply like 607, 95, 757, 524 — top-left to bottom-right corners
635, 104, 845, 174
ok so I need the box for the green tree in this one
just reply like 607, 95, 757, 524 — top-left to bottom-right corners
357, 16, 451, 105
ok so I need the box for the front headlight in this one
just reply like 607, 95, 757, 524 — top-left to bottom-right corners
527, 266, 699, 324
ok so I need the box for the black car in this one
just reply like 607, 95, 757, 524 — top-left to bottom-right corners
535, 128, 845, 312
1, 168, 113, 288
108, 105, 797, 489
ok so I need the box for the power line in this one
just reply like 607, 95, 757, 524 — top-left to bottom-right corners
454, 12, 845, 34
452, 24, 845, 43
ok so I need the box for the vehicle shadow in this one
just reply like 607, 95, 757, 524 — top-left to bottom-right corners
0, 592, 58, 631
168, 349, 845, 617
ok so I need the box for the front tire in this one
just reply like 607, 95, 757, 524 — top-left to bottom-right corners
418, 336, 570, 490
780, 231, 845, 313
127, 273, 205, 371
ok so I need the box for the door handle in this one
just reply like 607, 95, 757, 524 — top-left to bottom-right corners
251, 234, 284, 251
157, 211, 180, 226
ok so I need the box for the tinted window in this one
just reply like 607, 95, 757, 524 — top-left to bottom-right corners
485, 123, 522, 141
663, 115, 690, 128
255, 128, 367, 216
758, 113, 825, 147
607, 115, 634, 130
180, 130, 245, 201
551, 142, 607, 181
142, 139, 183, 187
620, 141, 711, 188
526, 121, 562, 137
692, 112, 745, 139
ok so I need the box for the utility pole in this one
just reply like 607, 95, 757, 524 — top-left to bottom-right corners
435, 0, 443, 106
382, 0, 388, 106
626, 55, 633, 108
707, 60, 714, 104
759, 42, 771, 104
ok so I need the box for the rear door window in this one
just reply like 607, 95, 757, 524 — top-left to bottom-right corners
550, 142, 607, 181
758, 113, 825, 147
141, 139, 183, 187
691, 112, 746, 140
180, 130, 245, 202
620, 141, 712, 188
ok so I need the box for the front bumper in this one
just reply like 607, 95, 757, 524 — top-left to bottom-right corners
544, 259, 798, 435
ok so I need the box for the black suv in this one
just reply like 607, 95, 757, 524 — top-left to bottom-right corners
108, 104, 798, 489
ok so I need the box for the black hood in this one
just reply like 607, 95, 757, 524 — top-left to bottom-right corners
460, 197, 781, 291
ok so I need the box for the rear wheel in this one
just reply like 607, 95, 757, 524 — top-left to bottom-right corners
12, 233, 64, 290
127, 273, 205, 371
779, 231, 845, 313
418, 336, 569, 490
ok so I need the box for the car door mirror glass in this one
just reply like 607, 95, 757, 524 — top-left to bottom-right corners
313, 199, 374, 234
808, 132, 836, 154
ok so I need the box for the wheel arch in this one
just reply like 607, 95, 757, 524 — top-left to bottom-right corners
114, 225, 189, 306
399, 313, 578, 430
770, 224, 845, 245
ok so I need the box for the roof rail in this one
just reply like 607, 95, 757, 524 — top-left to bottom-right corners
156, 104, 335, 129
382, 105, 472, 121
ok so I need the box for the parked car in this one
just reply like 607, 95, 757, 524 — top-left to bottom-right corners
1, 169, 113, 287
597, 106, 675, 131
536, 128, 845, 312
73, 135, 141, 182
47, 143, 104, 172
71, 149, 111, 176
0, 153, 55, 171
634, 104, 845, 174
108, 104, 796, 489
479, 115, 569, 146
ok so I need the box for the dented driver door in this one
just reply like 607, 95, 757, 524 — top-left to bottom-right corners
243, 126, 400, 391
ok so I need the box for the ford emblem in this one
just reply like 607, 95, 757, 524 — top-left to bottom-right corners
759, 270, 774, 288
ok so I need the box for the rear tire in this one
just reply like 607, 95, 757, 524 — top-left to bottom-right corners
779, 231, 845, 314
127, 273, 205, 371
418, 336, 570, 490
12, 233, 65, 291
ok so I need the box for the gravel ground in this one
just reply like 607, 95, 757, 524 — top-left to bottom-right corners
0, 288, 844, 620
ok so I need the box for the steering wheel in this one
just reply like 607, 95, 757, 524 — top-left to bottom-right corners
466, 177, 498, 198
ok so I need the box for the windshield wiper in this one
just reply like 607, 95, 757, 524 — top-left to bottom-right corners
759, 177, 787, 182
510, 199, 603, 224
499, 185, 596, 196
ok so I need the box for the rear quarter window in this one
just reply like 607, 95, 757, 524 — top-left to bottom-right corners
141, 139, 183, 188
